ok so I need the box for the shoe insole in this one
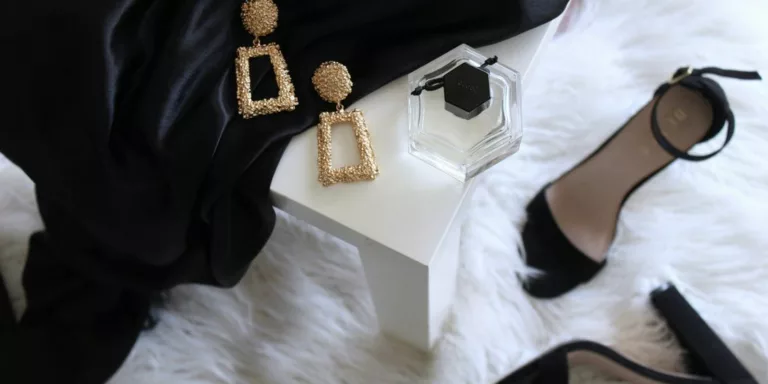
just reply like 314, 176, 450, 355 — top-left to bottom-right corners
545, 86, 713, 261
570, 350, 713, 384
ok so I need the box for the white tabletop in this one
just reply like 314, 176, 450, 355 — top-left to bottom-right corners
271, 21, 560, 265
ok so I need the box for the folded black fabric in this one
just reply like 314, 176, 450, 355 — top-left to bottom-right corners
0, 272, 14, 332
0, 0, 566, 382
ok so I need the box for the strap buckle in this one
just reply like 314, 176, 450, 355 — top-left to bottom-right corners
669, 66, 693, 84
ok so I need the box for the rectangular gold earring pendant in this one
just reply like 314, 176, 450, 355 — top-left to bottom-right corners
317, 109, 379, 187
235, 43, 298, 118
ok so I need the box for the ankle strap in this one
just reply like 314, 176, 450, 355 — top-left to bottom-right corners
651, 66, 761, 162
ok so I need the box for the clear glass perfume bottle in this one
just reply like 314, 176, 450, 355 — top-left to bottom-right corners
408, 44, 522, 182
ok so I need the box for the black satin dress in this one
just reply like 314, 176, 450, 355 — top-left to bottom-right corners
0, 0, 566, 382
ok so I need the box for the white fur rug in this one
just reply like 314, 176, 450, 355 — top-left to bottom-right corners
2, 0, 768, 382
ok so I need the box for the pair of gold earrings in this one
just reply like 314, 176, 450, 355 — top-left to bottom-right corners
235, 0, 378, 187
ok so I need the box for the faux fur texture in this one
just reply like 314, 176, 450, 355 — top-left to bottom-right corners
2, 0, 768, 382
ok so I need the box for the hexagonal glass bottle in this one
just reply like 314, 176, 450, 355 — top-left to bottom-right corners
407, 44, 522, 182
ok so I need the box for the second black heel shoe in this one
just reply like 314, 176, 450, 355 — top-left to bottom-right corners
650, 284, 758, 384
520, 67, 761, 298
496, 284, 758, 384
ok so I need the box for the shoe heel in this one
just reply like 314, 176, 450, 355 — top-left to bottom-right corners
651, 284, 757, 384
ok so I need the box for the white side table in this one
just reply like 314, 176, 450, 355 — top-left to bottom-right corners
271, 18, 561, 351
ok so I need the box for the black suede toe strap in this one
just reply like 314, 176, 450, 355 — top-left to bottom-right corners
521, 188, 605, 297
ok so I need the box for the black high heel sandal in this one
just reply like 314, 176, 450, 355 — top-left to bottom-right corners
520, 67, 761, 298
496, 284, 758, 384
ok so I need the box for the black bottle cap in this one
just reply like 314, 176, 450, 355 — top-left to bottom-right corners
443, 62, 491, 120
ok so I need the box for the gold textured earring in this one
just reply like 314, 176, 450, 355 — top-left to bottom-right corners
312, 61, 379, 187
235, 0, 298, 118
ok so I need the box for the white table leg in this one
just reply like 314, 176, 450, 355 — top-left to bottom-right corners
358, 218, 461, 351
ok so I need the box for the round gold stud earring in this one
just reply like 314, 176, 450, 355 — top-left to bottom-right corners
235, 0, 298, 118
312, 62, 379, 187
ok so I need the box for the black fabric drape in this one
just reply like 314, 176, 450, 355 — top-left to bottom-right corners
0, 0, 567, 382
